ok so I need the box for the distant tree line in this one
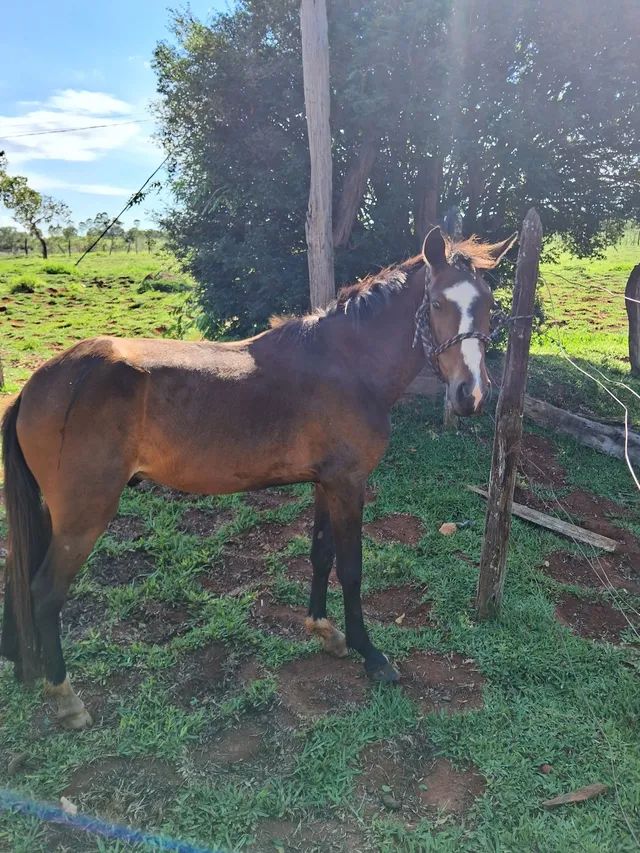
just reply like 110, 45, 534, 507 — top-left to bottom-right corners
0, 153, 164, 258
154, 0, 639, 335
0, 219, 164, 257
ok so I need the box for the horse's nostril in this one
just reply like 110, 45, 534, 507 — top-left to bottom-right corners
456, 382, 469, 405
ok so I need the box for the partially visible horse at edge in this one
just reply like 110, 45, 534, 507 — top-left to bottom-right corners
1, 227, 516, 729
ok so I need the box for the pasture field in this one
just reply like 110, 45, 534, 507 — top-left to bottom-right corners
0, 245, 639, 852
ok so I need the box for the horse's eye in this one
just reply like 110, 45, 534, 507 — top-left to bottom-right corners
431, 300, 441, 310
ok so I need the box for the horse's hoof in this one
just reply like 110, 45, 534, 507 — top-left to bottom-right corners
304, 617, 349, 658
60, 707, 93, 731
366, 656, 400, 684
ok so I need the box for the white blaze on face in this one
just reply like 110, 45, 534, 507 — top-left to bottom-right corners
444, 281, 484, 410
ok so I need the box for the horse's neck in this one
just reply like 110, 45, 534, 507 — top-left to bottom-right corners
349, 265, 427, 405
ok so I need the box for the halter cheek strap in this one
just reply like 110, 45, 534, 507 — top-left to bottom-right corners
413, 260, 514, 383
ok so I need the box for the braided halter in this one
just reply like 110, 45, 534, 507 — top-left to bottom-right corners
413, 258, 493, 383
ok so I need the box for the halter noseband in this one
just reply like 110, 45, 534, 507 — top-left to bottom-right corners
413, 257, 495, 383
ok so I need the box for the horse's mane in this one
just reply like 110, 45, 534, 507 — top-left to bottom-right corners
445, 235, 509, 270
268, 235, 502, 339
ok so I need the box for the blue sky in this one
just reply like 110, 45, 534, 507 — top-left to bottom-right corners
0, 0, 228, 230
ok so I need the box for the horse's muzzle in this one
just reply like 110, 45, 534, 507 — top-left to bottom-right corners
449, 379, 491, 417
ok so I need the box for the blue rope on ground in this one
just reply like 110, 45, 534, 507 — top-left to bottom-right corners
0, 789, 220, 853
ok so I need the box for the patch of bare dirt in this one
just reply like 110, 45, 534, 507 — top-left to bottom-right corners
62, 755, 180, 813
229, 511, 313, 554
284, 556, 339, 588
109, 601, 191, 646
104, 514, 147, 543
357, 733, 485, 823
555, 594, 636, 644
164, 642, 232, 709
250, 594, 308, 641
189, 704, 301, 783
419, 757, 486, 814
199, 550, 266, 596
543, 551, 640, 595
178, 507, 235, 537
517, 433, 566, 489
364, 513, 424, 546
277, 654, 368, 718
513, 485, 640, 557
74, 667, 144, 727
60, 593, 103, 641
244, 487, 299, 511
90, 549, 156, 586
198, 721, 266, 766
43, 756, 180, 848
400, 650, 485, 714
561, 490, 639, 556
363, 585, 433, 628
253, 817, 366, 853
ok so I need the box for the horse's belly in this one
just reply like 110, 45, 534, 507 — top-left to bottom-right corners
136, 374, 322, 494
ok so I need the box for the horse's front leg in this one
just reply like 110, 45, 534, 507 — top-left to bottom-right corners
324, 478, 399, 683
305, 484, 348, 658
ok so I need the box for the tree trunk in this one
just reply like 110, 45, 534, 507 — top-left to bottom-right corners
333, 130, 378, 249
414, 155, 441, 246
463, 154, 483, 236
625, 263, 640, 376
67, 239, 71, 256
35, 231, 47, 259
300, 0, 335, 310
23, 237, 28, 256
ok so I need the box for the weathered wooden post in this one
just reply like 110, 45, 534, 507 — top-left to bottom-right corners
475, 208, 542, 620
625, 263, 640, 376
300, 0, 335, 310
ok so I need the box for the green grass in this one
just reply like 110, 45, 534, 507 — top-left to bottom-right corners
0, 251, 197, 393
0, 245, 639, 851
529, 234, 640, 420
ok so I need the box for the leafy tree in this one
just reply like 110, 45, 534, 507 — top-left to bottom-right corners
154, 0, 639, 335
107, 219, 125, 254
0, 155, 70, 259
0, 226, 23, 254
62, 224, 78, 256
143, 229, 157, 252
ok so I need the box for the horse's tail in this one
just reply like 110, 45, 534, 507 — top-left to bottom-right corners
0, 395, 50, 681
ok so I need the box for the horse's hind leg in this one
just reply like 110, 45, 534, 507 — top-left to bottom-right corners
324, 477, 399, 682
31, 493, 123, 729
304, 485, 347, 658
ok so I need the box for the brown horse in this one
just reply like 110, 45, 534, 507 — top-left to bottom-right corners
1, 227, 515, 729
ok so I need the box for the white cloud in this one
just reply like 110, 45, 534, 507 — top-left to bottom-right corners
24, 172, 134, 197
47, 89, 133, 116
0, 88, 155, 165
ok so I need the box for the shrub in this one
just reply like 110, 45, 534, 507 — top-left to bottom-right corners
42, 262, 76, 276
9, 274, 39, 294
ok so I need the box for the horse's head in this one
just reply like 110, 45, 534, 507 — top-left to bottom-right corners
420, 227, 517, 417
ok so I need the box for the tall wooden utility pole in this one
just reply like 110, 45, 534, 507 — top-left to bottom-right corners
300, 0, 335, 310
475, 208, 542, 620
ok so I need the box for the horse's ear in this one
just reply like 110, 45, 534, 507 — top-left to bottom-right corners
422, 227, 447, 269
486, 232, 518, 267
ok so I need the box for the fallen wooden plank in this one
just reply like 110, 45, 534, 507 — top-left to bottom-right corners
523, 395, 640, 467
467, 486, 619, 552
542, 783, 608, 808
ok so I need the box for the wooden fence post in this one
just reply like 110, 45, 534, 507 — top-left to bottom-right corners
475, 208, 542, 620
625, 263, 640, 376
